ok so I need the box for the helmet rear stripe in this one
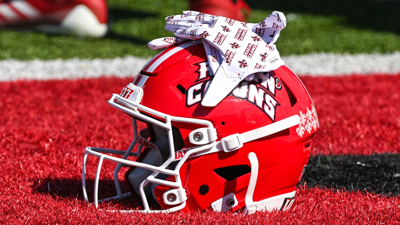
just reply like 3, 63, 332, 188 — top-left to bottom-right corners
144, 41, 200, 73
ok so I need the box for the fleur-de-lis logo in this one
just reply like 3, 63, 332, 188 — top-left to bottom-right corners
221, 25, 230, 32
260, 52, 268, 62
277, 13, 282, 22
230, 42, 240, 49
200, 31, 210, 38
251, 36, 261, 42
238, 59, 248, 68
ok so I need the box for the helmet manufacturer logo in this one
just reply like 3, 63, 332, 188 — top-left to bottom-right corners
280, 197, 295, 211
175, 148, 197, 160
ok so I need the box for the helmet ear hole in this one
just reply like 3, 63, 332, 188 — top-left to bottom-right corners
221, 121, 225, 125
214, 165, 251, 181
176, 84, 186, 95
199, 184, 209, 195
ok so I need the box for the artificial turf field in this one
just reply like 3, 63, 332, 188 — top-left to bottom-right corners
1, 74, 400, 223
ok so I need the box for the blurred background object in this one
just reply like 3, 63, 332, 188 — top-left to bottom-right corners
0, 0, 109, 38
189, 0, 251, 21
0, 0, 399, 60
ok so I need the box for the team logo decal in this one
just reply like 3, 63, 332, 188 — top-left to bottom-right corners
186, 65, 282, 122
186, 62, 211, 107
194, 62, 210, 81
231, 77, 280, 122
296, 105, 319, 137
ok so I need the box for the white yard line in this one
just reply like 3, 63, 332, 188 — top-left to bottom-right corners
0, 52, 400, 81
283, 52, 400, 76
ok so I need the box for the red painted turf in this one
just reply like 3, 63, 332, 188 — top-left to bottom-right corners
1, 74, 400, 223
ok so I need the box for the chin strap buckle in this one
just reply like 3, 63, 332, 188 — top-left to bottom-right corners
221, 133, 243, 152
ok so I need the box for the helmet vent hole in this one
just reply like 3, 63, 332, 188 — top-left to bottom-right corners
282, 80, 297, 107
214, 165, 251, 181
199, 184, 209, 195
304, 140, 313, 148
176, 84, 186, 95
221, 121, 225, 125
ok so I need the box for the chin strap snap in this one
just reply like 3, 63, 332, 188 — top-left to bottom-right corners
221, 134, 243, 152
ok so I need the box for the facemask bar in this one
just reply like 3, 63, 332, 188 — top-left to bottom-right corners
82, 118, 140, 204
82, 93, 218, 213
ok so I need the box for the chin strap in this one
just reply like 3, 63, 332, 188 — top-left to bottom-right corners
221, 114, 300, 152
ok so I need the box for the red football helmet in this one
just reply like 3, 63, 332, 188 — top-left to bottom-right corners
82, 40, 319, 214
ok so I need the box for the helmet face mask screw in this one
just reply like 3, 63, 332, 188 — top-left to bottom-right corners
199, 184, 209, 195
226, 198, 235, 206
193, 132, 203, 142
167, 193, 177, 202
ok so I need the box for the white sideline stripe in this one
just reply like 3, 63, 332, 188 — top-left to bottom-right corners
0, 56, 149, 81
0, 52, 400, 81
283, 52, 400, 76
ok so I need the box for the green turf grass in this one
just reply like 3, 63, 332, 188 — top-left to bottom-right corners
0, 0, 399, 60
